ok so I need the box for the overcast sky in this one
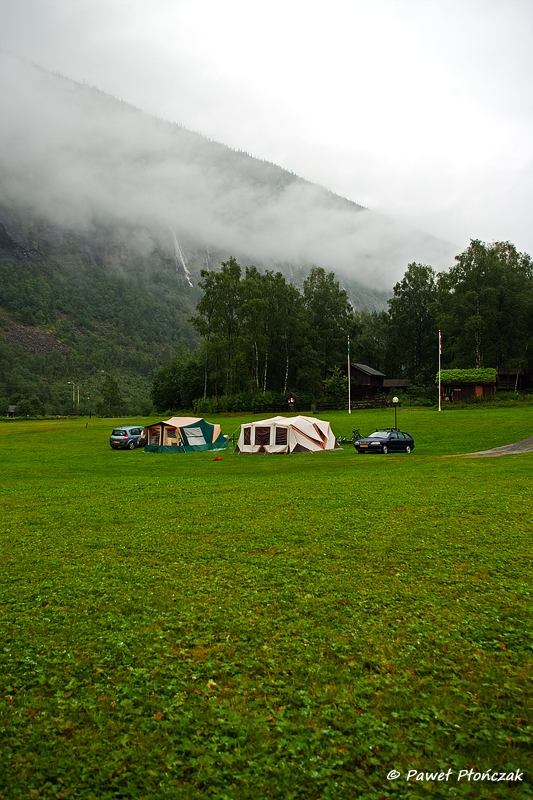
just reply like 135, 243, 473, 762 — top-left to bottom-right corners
1, 0, 532, 257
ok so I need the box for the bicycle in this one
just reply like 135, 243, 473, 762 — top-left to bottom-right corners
336, 429, 361, 446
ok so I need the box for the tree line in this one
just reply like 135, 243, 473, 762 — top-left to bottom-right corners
2, 237, 530, 415
387, 240, 532, 385
151, 240, 533, 412
151, 259, 354, 411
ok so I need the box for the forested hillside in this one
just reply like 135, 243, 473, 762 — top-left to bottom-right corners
0, 211, 197, 414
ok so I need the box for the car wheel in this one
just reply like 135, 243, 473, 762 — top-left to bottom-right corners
406, 445, 411, 453
382, 445, 388, 454
127, 441, 136, 450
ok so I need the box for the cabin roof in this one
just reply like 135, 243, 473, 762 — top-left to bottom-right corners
352, 363, 386, 377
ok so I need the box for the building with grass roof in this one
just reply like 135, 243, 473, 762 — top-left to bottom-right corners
437, 368, 497, 402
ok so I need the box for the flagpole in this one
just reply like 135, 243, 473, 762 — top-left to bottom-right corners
347, 336, 351, 414
438, 330, 442, 412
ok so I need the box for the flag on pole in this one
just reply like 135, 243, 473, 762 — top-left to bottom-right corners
347, 336, 351, 414
438, 330, 442, 411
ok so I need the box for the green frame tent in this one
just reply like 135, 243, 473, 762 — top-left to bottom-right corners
143, 417, 228, 453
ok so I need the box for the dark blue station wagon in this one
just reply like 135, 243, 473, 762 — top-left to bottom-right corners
354, 429, 415, 454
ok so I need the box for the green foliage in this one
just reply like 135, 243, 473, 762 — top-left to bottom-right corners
350, 309, 390, 374
0, 246, 197, 414
151, 343, 204, 412
388, 263, 438, 383
322, 365, 348, 404
437, 368, 498, 384
2, 233, 532, 419
438, 240, 533, 370
302, 267, 352, 382
405, 384, 437, 406
191, 260, 351, 401
383, 242, 533, 389
98, 374, 124, 416
438, 391, 533, 410
470, 391, 533, 407
187, 240, 532, 412
192, 389, 300, 415
0, 411, 532, 797
240, 267, 292, 393
192, 257, 243, 398
13, 395, 45, 417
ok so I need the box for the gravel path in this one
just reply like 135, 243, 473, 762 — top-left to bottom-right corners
463, 435, 533, 457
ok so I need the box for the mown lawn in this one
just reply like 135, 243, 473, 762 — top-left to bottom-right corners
1, 408, 532, 799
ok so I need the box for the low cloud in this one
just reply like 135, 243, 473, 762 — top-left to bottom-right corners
0, 54, 458, 290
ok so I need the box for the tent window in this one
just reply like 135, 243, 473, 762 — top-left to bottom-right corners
275, 427, 288, 445
183, 427, 206, 446
243, 427, 251, 445
254, 427, 270, 445
167, 429, 177, 439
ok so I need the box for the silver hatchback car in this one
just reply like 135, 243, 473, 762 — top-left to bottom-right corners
109, 426, 146, 450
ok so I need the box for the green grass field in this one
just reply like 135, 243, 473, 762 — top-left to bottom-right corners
1, 407, 532, 799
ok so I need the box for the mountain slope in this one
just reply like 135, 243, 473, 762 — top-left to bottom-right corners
0, 53, 456, 293
0, 53, 459, 412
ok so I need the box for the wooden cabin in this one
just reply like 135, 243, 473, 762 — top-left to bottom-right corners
349, 364, 386, 398
438, 369, 497, 402
383, 378, 411, 393
496, 369, 533, 393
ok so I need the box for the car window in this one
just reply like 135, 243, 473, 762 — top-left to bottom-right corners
369, 431, 389, 438
112, 429, 126, 436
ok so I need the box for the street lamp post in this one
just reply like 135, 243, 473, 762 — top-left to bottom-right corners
67, 381, 75, 413
392, 396, 399, 429
67, 382, 80, 414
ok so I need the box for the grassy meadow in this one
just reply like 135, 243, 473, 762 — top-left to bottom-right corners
1, 407, 532, 799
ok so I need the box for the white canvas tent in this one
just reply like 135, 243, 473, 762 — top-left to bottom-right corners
235, 415, 338, 454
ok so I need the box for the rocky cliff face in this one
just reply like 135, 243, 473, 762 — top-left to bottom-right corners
0, 308, 67, 356
0, 217, 38, 260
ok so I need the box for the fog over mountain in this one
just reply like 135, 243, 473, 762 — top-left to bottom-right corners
0, 53, 457, 296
